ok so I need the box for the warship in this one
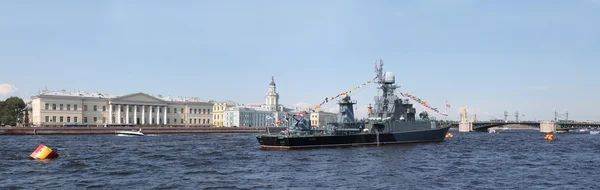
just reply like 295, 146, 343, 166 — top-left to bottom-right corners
256, 60, 451, 149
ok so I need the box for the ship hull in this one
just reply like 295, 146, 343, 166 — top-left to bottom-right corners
257, 126, 451, 150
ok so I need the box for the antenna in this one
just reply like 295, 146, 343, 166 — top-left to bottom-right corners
554, 110, 558, 121
514, 111, 519, 122
504, 110, 508, 122
565, 111, 569, 121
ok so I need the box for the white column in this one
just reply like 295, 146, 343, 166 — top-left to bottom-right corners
141, 105, 146, 125
108, 104, 113, 124
156, 106, 160, 125
117, 104, 122, 124
149, 105, 153, 125
133, 105, 138, 125
125, 105, 129, 124
163, 106, 167, 125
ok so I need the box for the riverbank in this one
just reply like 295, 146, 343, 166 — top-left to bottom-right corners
0, 127, 287, 135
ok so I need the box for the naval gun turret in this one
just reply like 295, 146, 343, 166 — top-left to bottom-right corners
292, 113, 311, 131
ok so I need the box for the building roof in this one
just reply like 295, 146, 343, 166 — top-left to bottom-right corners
36, 90, 206, 103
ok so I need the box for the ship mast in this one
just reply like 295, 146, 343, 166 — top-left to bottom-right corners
374, 59, 399, 119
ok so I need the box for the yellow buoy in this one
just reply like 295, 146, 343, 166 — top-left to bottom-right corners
30, 144, 59, 160
545, 133, 554, 141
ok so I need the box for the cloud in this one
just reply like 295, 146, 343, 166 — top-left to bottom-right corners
0, 83, 18, 96
293, 102, 311, 109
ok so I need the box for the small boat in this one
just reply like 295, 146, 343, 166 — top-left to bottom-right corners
489, 129, 497, 134
116, 129, 144, 136
590, 131, 599, 135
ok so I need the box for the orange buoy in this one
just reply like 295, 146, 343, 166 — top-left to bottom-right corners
545, 133, 554, 141
30, 144, 59, 160
445, 133, 453, 138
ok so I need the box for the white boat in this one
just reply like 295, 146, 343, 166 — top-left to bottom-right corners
489, 129, 497, 134
590, 131, 599, 135
116, 129, 144, 136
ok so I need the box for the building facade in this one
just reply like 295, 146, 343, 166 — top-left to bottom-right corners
223, 106, 275, 127
30, 90, 213, 127
310, 111, 339, 127
212, 101, 236, 127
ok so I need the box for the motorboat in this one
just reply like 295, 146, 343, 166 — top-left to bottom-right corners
489, 129, 497, 134
116, 129, 144, 136
590, 131, 599, 135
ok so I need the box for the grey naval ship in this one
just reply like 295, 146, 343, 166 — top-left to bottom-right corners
256, 60, 451, 149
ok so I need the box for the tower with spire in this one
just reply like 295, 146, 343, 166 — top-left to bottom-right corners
265, 76, 280, 111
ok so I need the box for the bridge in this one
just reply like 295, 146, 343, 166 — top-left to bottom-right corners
449, 121, 600, 133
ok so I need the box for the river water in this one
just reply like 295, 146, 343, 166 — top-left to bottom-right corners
1, 130, 600, 189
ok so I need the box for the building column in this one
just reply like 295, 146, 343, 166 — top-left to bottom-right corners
108, 104, 113, 124
133, 105, 138, 125
156, 105, 160, 125
141, 105, 145, 125
149, 105, 153, 125
125, 105, 129, 124
163, 106, 167, 125
117, 104, 122, 124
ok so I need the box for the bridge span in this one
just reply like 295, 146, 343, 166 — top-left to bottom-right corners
449, 121, 600, 133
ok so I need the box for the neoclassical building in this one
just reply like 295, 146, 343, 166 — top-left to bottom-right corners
212, 101, 236, 127
222, 77, 338, 127
30, 90, 213, 127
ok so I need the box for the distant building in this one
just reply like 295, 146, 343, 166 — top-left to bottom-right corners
30, 90, 213, 127
223, 77, 296, 127
212, 101, 236, 127
310, 111, 338, 127
223, 106, 274, 127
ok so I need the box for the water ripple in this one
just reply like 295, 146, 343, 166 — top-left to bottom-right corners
1, 131, 600, 189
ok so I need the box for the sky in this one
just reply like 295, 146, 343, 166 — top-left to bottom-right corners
1, 0, 599, 121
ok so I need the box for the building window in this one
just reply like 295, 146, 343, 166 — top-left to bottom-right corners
60, 104, 63, 110
45, 116, 49, 122
208, 109, 211, 114
190, 109, 193, 114
193, 109, 196, 114
174, 108, 177, 113
103, 117, 106, 123
84, 105, 88, 111
60, 116, 64, 122
52, 116, 56, 122
189, 119, 192, 124
174, 118, 177, 123
167, 108, 170, 113
45, 103, 49, 110
67, 117, 71, 122
93, 105, 97, 111
181, 108, 183, 113
84, 117, 88, 123
52, 104, 56, 110
102, 105, 106, 112
202, 109, 205, 114
74, 104, 78, 111
67, 104, 71, 110
207, 119, 210, 123
93, 117, 97, 122
74, 117, 78, 123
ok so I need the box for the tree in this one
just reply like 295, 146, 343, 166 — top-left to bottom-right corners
0, 97, 26, 126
